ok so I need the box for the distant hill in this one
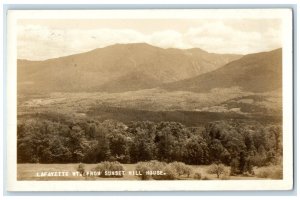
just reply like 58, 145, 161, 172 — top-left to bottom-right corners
163, 48, 282, 93
18, 43, 241, 93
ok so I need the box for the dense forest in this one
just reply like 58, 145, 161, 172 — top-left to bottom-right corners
87, 105, 281, 127
17, 115, 282, 175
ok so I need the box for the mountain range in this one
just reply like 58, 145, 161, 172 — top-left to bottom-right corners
18, 43, 241, 93
18, 43, 282, 94
163, 48, 282, 93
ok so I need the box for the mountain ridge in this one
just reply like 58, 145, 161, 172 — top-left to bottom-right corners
18, 43, 242, 62
162, 48, 282, 93
18, 43, 242, 93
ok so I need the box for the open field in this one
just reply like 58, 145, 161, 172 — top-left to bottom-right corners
17, 89, 282, 127
18, 88, 281, 115
17, 163, 272, 181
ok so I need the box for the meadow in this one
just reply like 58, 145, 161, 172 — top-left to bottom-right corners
17, 163, 278, 181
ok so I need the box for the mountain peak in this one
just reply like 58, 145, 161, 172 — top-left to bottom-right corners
18, 43, 242, 93
109, 42, 159, 49
185, 48, 208, 54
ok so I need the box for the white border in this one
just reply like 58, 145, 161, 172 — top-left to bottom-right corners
6, 9, 294, 191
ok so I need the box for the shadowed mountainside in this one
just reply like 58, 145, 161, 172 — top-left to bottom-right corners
162, 48, 282, 93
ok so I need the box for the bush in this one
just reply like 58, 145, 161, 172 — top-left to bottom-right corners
148, 160, 169, 180
271, 168, 283, 179
256, 169, 270, 178
93, 161, 125, 178
157, 165, 177, 180
254, 165, 283, 179
193, 172, 202, 180
135, 160, 192, 180
148, 160, 168, 170
169, 161, 193, 178
136, 160, 169, 180
135, 162, 152, 180
220, 168, 231, 180
77, 163, 85, 175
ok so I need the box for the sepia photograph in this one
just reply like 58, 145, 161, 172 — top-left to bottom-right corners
6, 9, 294, 191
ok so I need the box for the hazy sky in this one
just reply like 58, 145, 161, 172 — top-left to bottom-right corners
18, 19, 281, 60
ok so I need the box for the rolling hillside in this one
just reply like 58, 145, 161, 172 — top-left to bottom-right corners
163, 48, 282, 93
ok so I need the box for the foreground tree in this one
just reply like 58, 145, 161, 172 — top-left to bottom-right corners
207, 163, 226, 179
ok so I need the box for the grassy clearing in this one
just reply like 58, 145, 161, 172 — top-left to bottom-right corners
18, 163, 138, 181
253, 165, 283, 179
17, 163, 274, 181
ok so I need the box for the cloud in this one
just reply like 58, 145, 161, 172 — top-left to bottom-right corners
149, 30, 189, 49
18, 22, 281, 60
18, 25, 150, 60
183, 21, 279, 54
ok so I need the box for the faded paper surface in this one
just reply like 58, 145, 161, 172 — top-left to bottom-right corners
7, 9, 293, 191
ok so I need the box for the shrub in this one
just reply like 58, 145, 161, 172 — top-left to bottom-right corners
135, 162, 152, 180
93, 161, 124, 178
270, 168, 283, 179
220, 168, 231, 180
169, 161, 193, 178
77, 163, 85, 175
148, 160, 169, 180
156, 165, 177, 180
254, 165, 283, 179
251, 152, 268, 167
148, 160, 168, 170
136, 160, 169, 180
136, 160, 190, 180
193, 172, 202, 180
256, 169, 270, 178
